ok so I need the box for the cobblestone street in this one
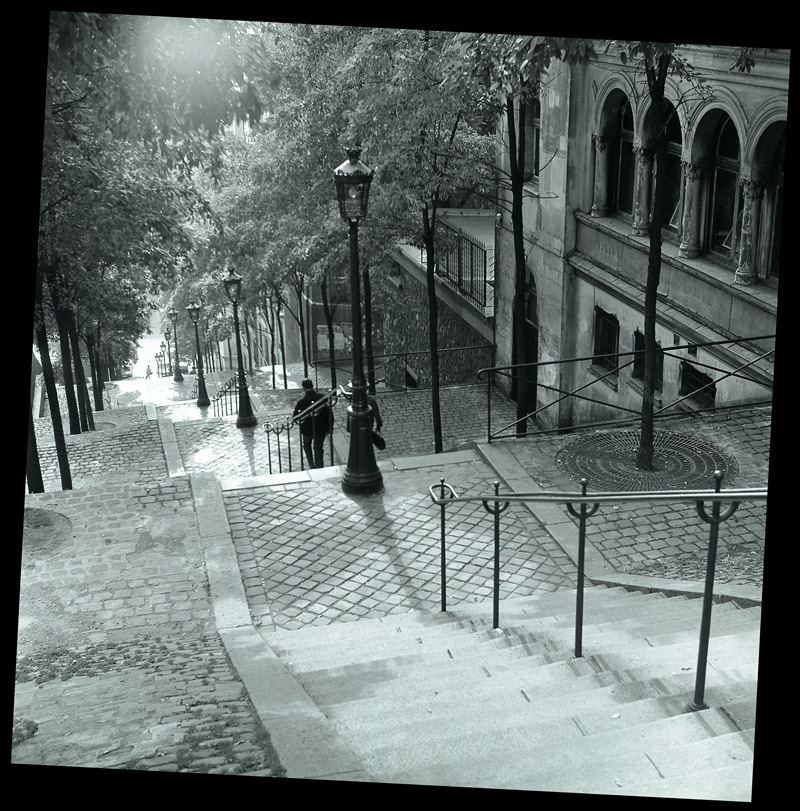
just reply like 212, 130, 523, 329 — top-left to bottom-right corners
18, 365, 770, 778
16, 474, 284, 775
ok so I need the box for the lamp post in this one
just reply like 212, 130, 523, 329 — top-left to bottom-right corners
223, 269, 257, 428
186, 301, 211, 408
168, 308, 184, 382
162, 334, 172, 376
333, 145, 383, 495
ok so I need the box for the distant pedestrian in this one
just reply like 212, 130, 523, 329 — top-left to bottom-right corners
293, 379, 333, 469
146, 365, 152, 379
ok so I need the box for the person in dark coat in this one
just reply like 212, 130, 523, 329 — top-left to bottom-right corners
293, 379, 333, 469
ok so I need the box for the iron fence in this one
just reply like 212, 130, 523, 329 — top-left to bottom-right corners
211, 375, 240, 418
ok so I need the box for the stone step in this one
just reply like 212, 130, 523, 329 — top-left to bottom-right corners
485, 603, 761, 658
310, 661, 756, 751
299, 648, 758, 726
361, 706, 753, 795
276, 602, 759, 681
267, 589, 695, 669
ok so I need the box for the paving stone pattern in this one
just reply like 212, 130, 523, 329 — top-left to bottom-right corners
37, 420, 168, 487
224, 461, 576, 631
16, 476, 284, 775
502, 406, 770, 587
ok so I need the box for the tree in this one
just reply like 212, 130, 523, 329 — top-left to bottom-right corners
342, 28, 495, 452
36, 12, 271, 486
448, 35, 595, 435
449, 36, 758, 469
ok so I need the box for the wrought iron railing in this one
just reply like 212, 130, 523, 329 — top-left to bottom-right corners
211, 375, 240, 418
262, 388, 339, 474
478, 334, 776, 441
429, 471, 767, 713
433, 220, 495, 312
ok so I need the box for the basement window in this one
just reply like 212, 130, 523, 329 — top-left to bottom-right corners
679, 361, 716, 408
592, 307, 620, 373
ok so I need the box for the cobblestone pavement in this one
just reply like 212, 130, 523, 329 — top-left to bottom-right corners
495, 406, 771, 589
16, 475, 284, 775
223, 461, 575, 631
20, 363, 770, 776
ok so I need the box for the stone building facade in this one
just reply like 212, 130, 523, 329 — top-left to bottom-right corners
492, 44, 785, 431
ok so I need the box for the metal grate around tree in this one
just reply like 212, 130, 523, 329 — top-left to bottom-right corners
555, 430, 739, 491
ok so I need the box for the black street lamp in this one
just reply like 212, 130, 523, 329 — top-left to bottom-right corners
223, 269, 257, 428
186, 301, 211, 408
333, 145, 383, 495
168, 307, 184, 382
162, 334, 172, 376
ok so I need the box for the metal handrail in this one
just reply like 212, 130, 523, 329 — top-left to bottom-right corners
477, 334, 776, 441
211, 375, 239, 418
429, 471, 767, 713
262, 388, 339, 473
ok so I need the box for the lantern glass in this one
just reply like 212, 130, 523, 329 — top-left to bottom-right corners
168, 307, 178, 324
186, 301, 200, 323
223, 269, 242, 303
333, 147, 373, 222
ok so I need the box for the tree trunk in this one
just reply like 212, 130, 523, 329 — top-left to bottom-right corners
84, 331, 104, 411
244, 310, 254, 376
363, 266, 376, 395
277, 296, 288, 388
636, 57, 670, 471
68, 312, 94, 431
321, 273, 338, 391
423, 204, 443, 453
27, 408, 44, 493
508, 95, 532, 436
34, 264, 72, 490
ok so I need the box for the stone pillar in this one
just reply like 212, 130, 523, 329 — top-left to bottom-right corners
632, 146, 654, 236
679, 162, 704, 259
591, 135, 610, 217
733, 179, 765, 285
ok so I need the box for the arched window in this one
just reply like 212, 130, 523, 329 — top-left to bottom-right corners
661, 108, 683, 233
706, 115, 743, 261
523, 95, 541, 182
765, 132, 784, 279
612, 102, 635, 215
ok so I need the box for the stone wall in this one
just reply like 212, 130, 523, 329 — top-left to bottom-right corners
382, 262, 493, 390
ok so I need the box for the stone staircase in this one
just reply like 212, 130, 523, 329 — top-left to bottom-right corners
264, 585, 759, 800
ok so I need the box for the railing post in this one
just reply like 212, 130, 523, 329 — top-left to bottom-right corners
482, 481, 510, 630
686, 470, 740, 712
567, 478, 600, 658
439, 478, 448, 612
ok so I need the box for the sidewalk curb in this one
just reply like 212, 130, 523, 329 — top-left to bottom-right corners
474, 442, 762, 608
190, 471, 373, 781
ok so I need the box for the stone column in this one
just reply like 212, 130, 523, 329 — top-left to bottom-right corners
734, 179, 765, 285
591, 135, 610, 217
632, 146, 654, 236
679, 162, 704, 259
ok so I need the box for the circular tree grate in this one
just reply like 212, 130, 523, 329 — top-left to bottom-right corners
555, 430, 739, 492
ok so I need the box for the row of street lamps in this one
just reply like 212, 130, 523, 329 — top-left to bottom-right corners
154, 147, 382, 494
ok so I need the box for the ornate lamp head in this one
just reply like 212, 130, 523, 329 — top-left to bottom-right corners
333, 146, 374, 222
